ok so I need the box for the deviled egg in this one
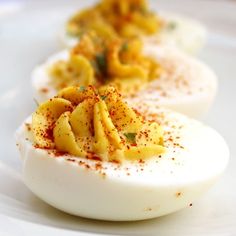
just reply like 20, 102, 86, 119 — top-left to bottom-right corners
15, 86, 229, 221
62, 0, 206, 54
32, 34, 217, 118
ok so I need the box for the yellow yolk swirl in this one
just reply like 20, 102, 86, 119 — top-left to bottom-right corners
49, 34, 162, 95
66, 0, 163, 39
32, 86, 165, 162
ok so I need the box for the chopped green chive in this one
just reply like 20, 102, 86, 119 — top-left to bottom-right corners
67, 29, 85, 38
79, 85, 86, 92
33, 98, 39, 107
121, 42, 129, 52
95, 52, 107, 75
140, 7, 149, 16
91, 60, 100, 75
124, 132, 137, 143
100, 95, 107, 100
168, 22, 177, 30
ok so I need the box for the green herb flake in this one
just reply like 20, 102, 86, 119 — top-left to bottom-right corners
100, 95, 107, 100
124, 132, 137, 143
95, 52, 107, 75
139, 7, 149, 16
79, 85, 86, 92
168, 22, 177, 30
33, 98, 39, 107
91, 60, 100, 75
121, 42, 129, 52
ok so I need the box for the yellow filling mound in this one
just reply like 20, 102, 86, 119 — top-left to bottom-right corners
50, 33, 162, 95
67, 0, 163, 39
32, 86, 165, 162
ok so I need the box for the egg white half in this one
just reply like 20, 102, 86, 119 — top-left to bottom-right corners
154, 12, 207, 55
60, 12, 207, 54
15, 107, 229, 221
32, 44, 217, 118
128, 44, 217, 118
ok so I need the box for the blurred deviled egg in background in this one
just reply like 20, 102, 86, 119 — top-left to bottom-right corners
32, 33, 217, 118
61, 0, 207, 54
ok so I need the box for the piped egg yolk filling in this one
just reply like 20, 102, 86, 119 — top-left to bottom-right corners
49, 33, 162, 95
66, 0, 163, 39
32, 86, 165, 162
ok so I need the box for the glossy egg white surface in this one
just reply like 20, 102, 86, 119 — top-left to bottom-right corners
15, 107, 229, 221
32, 44, 217, 118
128, 44, 217, 118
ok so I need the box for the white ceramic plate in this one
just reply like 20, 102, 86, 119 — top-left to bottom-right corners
0, 0, 236, 235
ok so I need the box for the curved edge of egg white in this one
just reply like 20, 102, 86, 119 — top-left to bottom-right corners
59, 11, 207, 55
31, 50, 69, 103
15, 112, 229, 221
